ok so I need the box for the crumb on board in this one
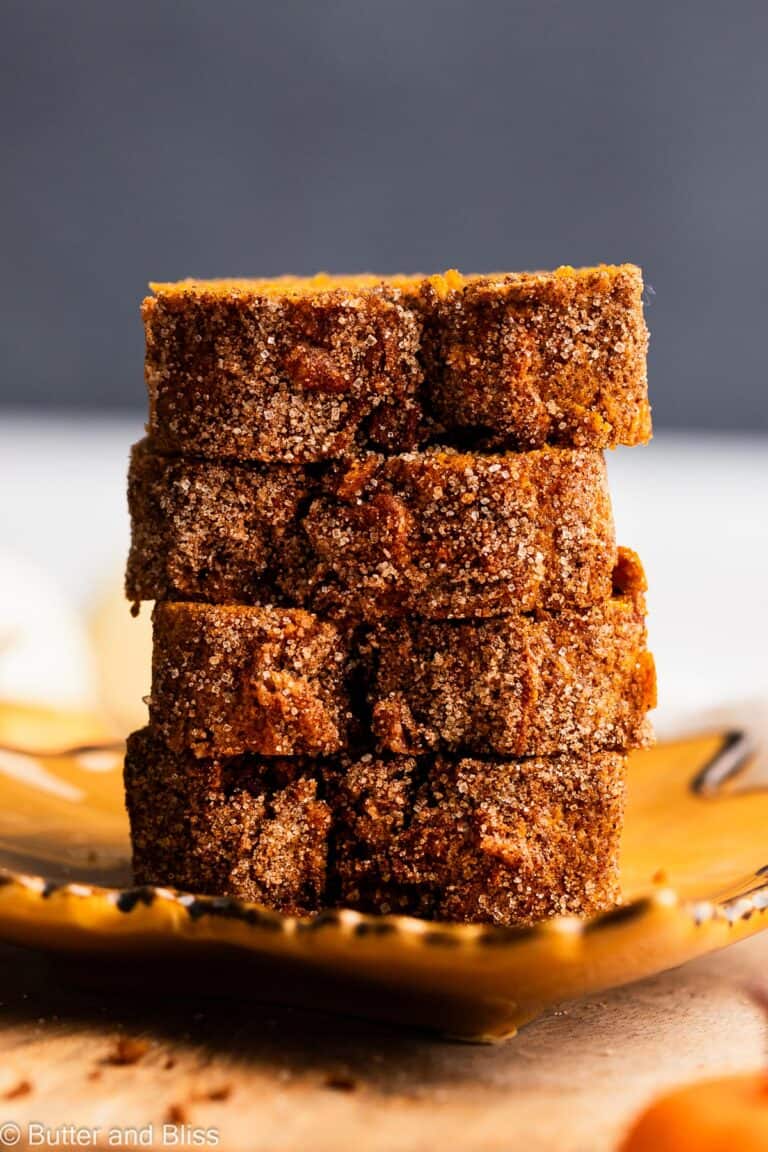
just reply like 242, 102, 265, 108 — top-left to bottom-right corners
3, 1078, 32, 1100
324, 1072, 358, 1093
105, 1036, 151, 1066
191, 1084, 233, 1103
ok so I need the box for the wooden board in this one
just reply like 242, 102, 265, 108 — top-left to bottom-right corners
0, 931, 764, 1151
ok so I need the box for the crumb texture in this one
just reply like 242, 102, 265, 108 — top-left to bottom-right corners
125, 729, 331, 916
150, 603, 351, 758
419, 264, 651, 448
146, 571, 655, 761
127, 442, 618, 618
327, 751, 626, 924
369, 576, 656, 756
144, 265, 650, 460
144, 286, 423, 462
124, 729, 624, 924
305, 446, 616, 618
126, 440, 313, 604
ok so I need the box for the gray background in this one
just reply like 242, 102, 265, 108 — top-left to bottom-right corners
1, 0, 766, 429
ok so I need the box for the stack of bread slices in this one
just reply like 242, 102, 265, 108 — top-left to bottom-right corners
124, 266, 656, 925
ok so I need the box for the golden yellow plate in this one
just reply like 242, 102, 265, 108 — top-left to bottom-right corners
0, 698, 766, 1042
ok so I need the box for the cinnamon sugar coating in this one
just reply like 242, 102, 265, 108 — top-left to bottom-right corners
326, 751, 626, 924
143, 265, 650, 461
150, 603, 351, 758
126, 439, 313, 604
143, 281, 422, 463
127, 442, 617, 622
124, 728, 623, 925
148, 557, 654, 762
369, 551, 656, 756
126, 442, 617, 619
304, 446, 616, 618
125, 727, 330, 915
414, 264, 651, 448
129, 263, 653, 926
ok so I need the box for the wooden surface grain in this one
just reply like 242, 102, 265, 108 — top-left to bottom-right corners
0, 932, 764, 1152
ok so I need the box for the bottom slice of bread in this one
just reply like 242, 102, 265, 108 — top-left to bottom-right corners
326, 751, 625, 925
124, 727, 331, 918
125, 728, 625, 925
